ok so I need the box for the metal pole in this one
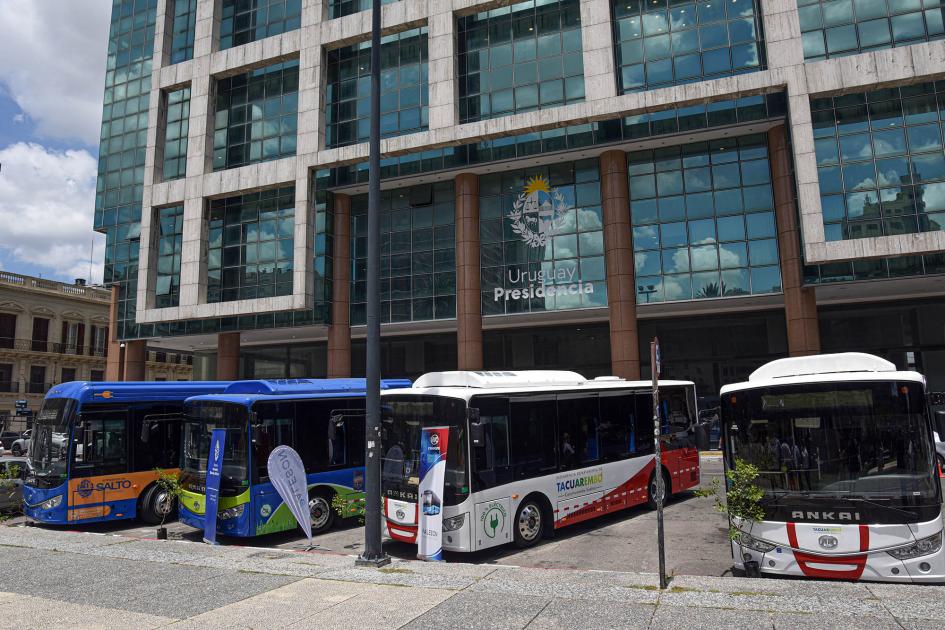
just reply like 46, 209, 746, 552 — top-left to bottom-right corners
651, 338, 667, 589
357, 0, 389, 568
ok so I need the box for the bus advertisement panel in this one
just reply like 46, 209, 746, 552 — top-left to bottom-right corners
176, 378, 410, 538
381, 371, 701, 553
721, 353, 945, 583
23, 381, 233, 526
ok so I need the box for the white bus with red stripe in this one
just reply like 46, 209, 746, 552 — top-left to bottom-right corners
380, 371, 700, 552
721, 353, 945, 583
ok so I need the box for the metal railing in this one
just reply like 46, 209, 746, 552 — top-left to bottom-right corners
26, 382, 53, 395
0, 338, 108, 357
0, 271, 110, 302
0, 381, 17, 393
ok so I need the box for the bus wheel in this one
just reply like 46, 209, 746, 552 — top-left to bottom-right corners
11, 444, 22, 456
309, 490, 335, 535
139, 484, 175, 526
513, 497, 545, 548
647, 469, 671, 510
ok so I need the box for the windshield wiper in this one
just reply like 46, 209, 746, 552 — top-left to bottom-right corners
830, 493, 918, 520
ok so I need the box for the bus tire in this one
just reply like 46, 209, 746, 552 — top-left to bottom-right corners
647, 468, 672, 510
513, 495, 546, 548
11, 444, 22, 456
308, 488, 335, 535
139, 483, 175, 526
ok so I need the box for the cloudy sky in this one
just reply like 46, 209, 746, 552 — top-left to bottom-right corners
0, 0, 112, 284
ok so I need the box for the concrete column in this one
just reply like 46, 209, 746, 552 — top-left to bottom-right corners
217, 332, 241, 380
327, 194, 352, 378
455, 173, 483, 371
768, 125, 821, 357
123, 340, 147, 381
105, 285, 123, 381
600, 150, 641, 380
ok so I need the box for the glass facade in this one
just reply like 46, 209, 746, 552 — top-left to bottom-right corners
168, 0, 197, 64
484, 323, 612, 376
327, 0, 396, 19
206, 187, 296, 303
219, 0, 301, 50
799, 0, 945, 60
324, 28, 428, 149
94, 0, 157, 341
162, 87, 190, 181
612, 0, 765, 93
317, 94, 787, 188
806, 251, 945, 281
812, 83, 945, 241
630, 133, 782, 303
351, 333, 457, 381
154, 204, 184, 308
457, 0, 584, 123
349, 182, 456, 325
213, 60, 299, 171
479, 160, 606, 316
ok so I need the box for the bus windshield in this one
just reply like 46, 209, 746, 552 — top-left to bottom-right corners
180, 402, 250, 495
28, 398, 74, 486
723, 381, 937, 504
381, 395, 469, 507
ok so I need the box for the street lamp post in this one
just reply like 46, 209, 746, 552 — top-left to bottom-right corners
357, 0, 390, 568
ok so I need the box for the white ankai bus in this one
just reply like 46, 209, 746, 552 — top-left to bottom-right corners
721, 353, 945, 583
380, 371, 701, 552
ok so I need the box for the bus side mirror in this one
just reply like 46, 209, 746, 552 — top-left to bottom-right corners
934, 411, 945, 441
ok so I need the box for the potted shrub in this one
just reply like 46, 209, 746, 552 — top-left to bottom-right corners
153, 468, 183, 540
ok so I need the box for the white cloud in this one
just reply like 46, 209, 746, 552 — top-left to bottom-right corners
0, 0, 111, 146
0, 142, 104, 283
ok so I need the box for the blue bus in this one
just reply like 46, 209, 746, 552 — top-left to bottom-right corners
177, 378, 410, 538
23, 381, 232, 526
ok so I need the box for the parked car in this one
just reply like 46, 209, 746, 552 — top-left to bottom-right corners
10, 430, 30, 456
0, 431, 21, 450
0, 457, 27, 512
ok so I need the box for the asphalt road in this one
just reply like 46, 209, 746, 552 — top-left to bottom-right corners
15, 454, 733, 577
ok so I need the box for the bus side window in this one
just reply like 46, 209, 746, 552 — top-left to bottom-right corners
253, 402, 295, 483
660, 386, 693, 447
510, 398, 557, 480
557, 394, 600, 471
470, 396, 511, 491
599, 393, 634, 462
633, 394, 655, 456
73, 410, 128, 477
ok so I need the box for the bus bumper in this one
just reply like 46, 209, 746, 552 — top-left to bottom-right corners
733, 537, 945, 583
178, 503, 252, 537
23, 482, 68, 524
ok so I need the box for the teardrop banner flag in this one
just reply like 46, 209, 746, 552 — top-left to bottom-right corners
417, 426, 450, 561
267, 445, 312, 546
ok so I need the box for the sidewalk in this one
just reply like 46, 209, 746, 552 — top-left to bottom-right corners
0, 523, 940, 629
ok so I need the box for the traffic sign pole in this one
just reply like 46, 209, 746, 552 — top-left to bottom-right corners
651, 337, 668, 589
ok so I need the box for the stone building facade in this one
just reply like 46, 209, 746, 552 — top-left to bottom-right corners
0, 272, 192, 430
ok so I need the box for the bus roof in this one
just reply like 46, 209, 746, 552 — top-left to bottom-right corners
44, 381, 234, 404
184, 378, 412, 405
720, 353, 925, 395
384, 370, 695, 401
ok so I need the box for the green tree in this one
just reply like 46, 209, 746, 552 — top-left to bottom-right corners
695, 458, 765, 540
153, 468, 183, 528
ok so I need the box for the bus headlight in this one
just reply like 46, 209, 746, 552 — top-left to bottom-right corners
738, 532, 776, 553
886, 532, 943, 560
38, 495, 63, 510
218, 505, 245, 520
443, 514, 466, 532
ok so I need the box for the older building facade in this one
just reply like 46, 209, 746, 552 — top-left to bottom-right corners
96, 0, 945, 397
0, 272, 192, 430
